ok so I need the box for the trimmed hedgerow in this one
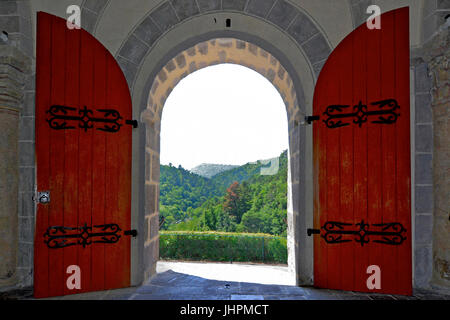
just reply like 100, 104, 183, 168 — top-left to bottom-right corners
159, 231, 287, 264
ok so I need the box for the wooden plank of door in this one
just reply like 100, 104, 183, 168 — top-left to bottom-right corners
337, 32, 355, 292
380, 11, 398, 294
77, 30, 95, 293
366, 15, 384, 294
115, 58, 132, 289
394, 8, 412, 295
47, 16, 66, 298
62, 22, 81, 296
313, 67, 327, 289
352, 26, 369, 293
325, 51, 342, 290
34, 11, 52, 298
104, 55, 123, 289
90, 43, 108, 292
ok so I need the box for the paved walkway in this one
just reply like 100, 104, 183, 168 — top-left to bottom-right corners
32, 261, 450, 300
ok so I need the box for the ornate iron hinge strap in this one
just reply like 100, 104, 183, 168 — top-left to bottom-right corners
307, 220, 407, 246
43, 223, 137, 249
46, 105, 137, 133
323, 99, 400, 129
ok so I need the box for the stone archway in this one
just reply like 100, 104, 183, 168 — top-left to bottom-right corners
139, 37, 306, 285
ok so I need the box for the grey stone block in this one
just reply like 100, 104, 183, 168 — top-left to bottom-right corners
145, 184, 157, 214
267, 68, 275, 82
24, 74, 35, 91
18, 242, 32, 268
19, 166, 34, 192
415, 93, 432, 123
236, 39, 246, 49
119, 34, 149, 65
18, 191, 35, 217
248, 43, 257, 55
151, 154, 159, 182
415, 63, 432, 93
222, 0, 247, 11
197, 0, 220, 12
19, 116, 34, 141
145, 151, 151, 182
19, 216, 33, 242
302, 34, 331, 65
16, 267, 33, 287
414, 245, 432, 288
83, 0, 109, 14
81, 7, 98, 34
0, 15, 19, 33
267, 0, 297, 30
415, 185, 433, 213
0, 1, 18, 15
150, 2, 179, 32
165, 59, 176, 72
19, 16, 32, 37
415, 124, 433, 153
134, 16, 162, 47
423, 0, 437, 18
246, 0, 275, 18
171, 0, 199, 21
287, 10, 319, 45
22, 90, 34, 116
437, 0, 450, 9
353, 0, 375, 27
116, 56, 138, 89
415, 214, 433, 244
415, 153, 433, 185
157, 68, 167, 82
16, 0, 31, 19
312, 60, 326, 77
175, 53, 186, 68
149, 214, 159, 240
18, 141, 34, 167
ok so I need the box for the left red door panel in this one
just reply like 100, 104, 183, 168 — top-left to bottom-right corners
34, 12, 133, 298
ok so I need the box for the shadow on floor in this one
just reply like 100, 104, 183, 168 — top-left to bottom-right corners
33, 269, 450, 300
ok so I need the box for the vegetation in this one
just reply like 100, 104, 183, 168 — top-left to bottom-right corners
160, 231, 287, 264
190, 163, 238, 179
159, 150, 288, 236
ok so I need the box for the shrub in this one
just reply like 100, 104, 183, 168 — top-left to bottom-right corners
159, 231, 287, 264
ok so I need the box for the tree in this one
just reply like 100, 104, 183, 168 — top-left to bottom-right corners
223, 181, 250, 224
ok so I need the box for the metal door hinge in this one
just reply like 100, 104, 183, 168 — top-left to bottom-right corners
125, 120, 138, 128
307, 228, 320, 236
34, 191, 50, 204
124, 229, 138, 237
305, 115, 320, 124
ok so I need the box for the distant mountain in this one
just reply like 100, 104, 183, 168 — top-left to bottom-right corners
190, 163, 238, 179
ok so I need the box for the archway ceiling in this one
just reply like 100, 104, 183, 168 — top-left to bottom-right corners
29, 0, 425, 59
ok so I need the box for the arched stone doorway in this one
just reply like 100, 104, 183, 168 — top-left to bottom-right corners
112, 4, 332, 289
1, 0, 447, 295
138, 37, 311, 286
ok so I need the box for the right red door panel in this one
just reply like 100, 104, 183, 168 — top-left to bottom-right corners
312, 7, 412, 295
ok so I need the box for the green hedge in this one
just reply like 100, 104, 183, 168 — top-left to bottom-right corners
159, 231, 287, 264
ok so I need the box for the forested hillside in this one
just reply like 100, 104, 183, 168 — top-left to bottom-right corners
190, 163, 238, 178
160, 150, 288, 236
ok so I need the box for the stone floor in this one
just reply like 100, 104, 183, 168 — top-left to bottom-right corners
35, 261, 450, 300
4, 261, 450, 300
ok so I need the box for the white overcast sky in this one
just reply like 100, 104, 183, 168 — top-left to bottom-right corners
160, 64, 289, 170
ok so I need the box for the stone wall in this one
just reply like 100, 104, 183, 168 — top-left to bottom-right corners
140, 37, 303, 284
0, 45, 30, 290
0, 0, 34, 289
423, 25, 450, 289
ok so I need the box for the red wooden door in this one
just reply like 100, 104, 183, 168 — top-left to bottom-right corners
34, 12, 134, 298
312, 7, 411, 295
